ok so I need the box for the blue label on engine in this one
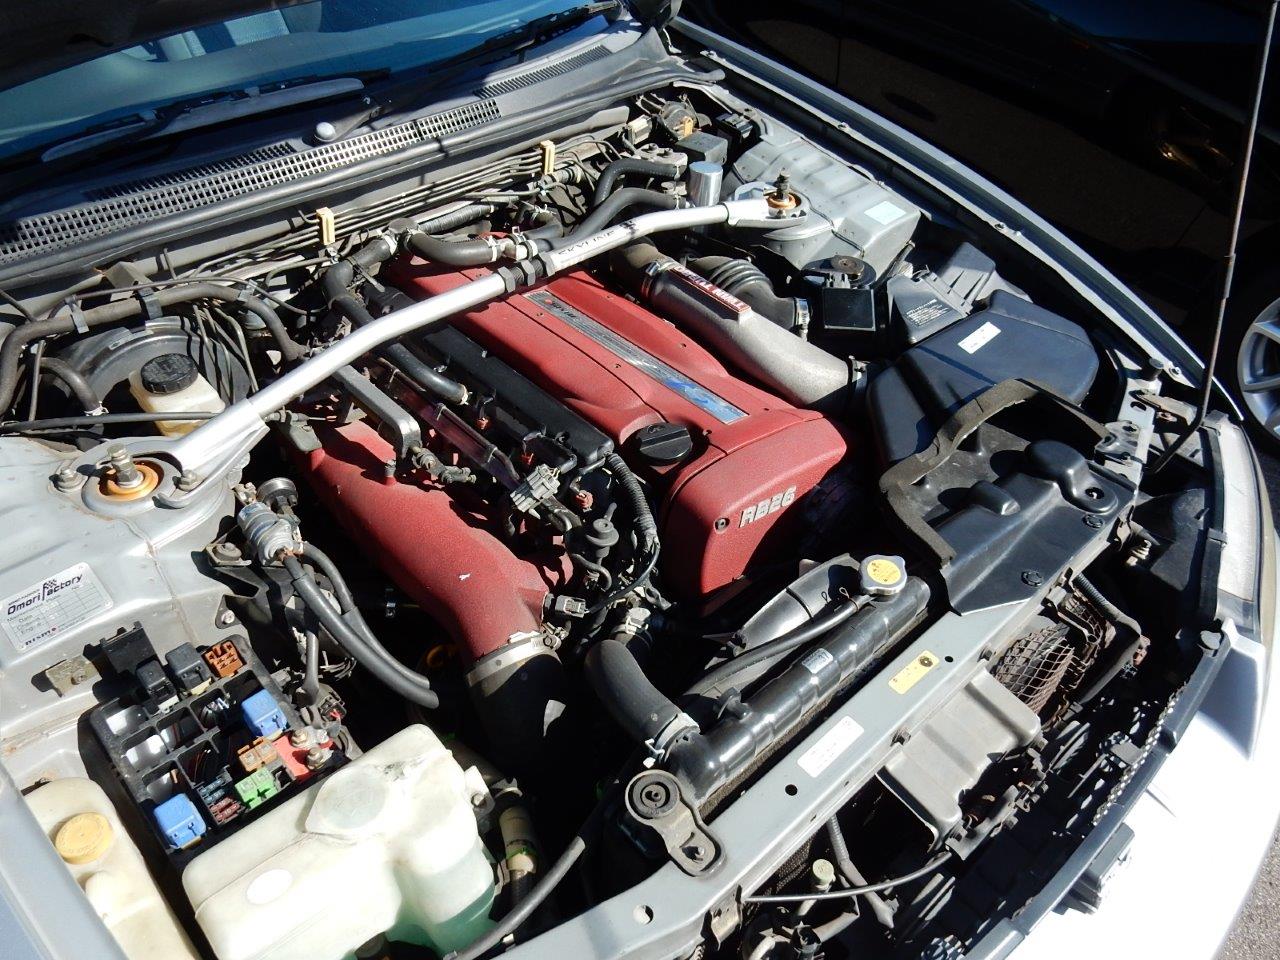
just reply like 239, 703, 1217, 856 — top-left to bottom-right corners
524, 290, 747, 424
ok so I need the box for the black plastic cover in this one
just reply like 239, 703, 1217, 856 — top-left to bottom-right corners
870, 291, 1099, 463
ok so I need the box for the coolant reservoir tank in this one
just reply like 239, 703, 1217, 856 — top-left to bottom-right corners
182, 725, 496, 960
128, 352, 225, 437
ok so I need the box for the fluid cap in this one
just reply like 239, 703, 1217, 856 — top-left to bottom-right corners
860, 554, 906, 596
54, 812, 114, 864
634, 422, 693, 466
140, 353, 198, 395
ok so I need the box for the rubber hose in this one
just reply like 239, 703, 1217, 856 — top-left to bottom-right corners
606, 452, 657, 549
418, 203, 497, 234
688, 600, 860, 699
39, 357, 103, 412
550, 189, 681, 248
302, 630, 321, 707
592, 158, 684, 206
0, 283, 289, 413
689, 256, 805, 329
284, 555, 440, 710
406, 231, 503, 267
321, 249, 469, 404
584, 634, 682, 744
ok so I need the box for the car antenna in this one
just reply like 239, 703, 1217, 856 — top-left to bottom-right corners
1151, 0, 1277, 474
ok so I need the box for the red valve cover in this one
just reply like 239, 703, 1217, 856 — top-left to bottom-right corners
388, 261, 849, 598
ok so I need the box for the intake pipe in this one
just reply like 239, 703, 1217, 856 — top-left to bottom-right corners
612, 243, 855, 413
689, 255, 808, 331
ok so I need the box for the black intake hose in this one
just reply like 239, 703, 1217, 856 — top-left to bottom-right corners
0, 282, 288, 414
591, 158, 684, 206
689, 255, 807, 330
666, 578, 930, 804
321, 240, 469, 405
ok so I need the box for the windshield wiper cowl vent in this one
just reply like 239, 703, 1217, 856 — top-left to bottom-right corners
0, 99, 501, 266
475, 44, 611, 97
86, 143, 299, 201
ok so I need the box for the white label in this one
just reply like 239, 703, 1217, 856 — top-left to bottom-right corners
957, 321, 1001, 354
1, 562, 113, 652
797, 715, 864, 778
863, 199, 907, 226
799, 647, 836, 675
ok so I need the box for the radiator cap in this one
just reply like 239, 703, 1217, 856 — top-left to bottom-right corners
861, 555, 906, 596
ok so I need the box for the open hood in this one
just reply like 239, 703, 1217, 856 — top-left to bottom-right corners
0, 1, 315, 90
0, 0, 671, 93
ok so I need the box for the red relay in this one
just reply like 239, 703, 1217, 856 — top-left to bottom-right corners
387, 262, 849, 599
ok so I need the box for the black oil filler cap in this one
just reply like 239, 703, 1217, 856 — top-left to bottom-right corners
140, 353, 198, 395
634, 422, 694, 466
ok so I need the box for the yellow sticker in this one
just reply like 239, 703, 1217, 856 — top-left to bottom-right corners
866, 557, 902, 586
888, 650, 939, 695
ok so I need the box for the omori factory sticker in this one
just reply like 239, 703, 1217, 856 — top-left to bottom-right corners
2, 562, 113, 652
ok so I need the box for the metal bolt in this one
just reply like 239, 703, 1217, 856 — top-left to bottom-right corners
53, 465, 81, 491
290, 727, 312, 747
212, 542, 243, 562
471, 793, 487, 809
714, 518, 729, 532
1021, 570, 1044, 586
217, 609, 237, 627
106, 444, 142, 488
1083, 514, 1104, 529
304, 745, 331, 770
175, 470, 199, 491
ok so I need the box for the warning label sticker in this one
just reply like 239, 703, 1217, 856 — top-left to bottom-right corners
798, 715, 864, 778
2, 562, 113, 653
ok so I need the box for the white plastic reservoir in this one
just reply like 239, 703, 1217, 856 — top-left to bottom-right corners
25, 777, 201, 960
183, 724, 496, 960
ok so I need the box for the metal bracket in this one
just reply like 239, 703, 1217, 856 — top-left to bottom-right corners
624, 770, 721, 875
330, 366, 422, 463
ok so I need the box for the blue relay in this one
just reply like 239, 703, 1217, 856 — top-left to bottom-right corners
153, 793, 207, 849
241, 689, 287, 739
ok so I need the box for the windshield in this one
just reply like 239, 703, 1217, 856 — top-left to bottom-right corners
0, 0, 600, 157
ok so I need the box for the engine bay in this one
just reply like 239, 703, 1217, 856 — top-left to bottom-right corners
0, 79, 1224, 960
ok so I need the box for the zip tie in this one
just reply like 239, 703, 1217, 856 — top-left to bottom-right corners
315, 207, 336, 247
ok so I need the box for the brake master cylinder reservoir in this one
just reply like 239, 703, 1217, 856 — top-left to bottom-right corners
128, 352, 225, 437
182, 725, 496, 960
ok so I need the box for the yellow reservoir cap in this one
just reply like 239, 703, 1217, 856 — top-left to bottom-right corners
55, 812, 115, 865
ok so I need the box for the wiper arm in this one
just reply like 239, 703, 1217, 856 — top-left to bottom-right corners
39, 75, 372, 163
325, 1, 620, 142
430, 0, 622, 76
